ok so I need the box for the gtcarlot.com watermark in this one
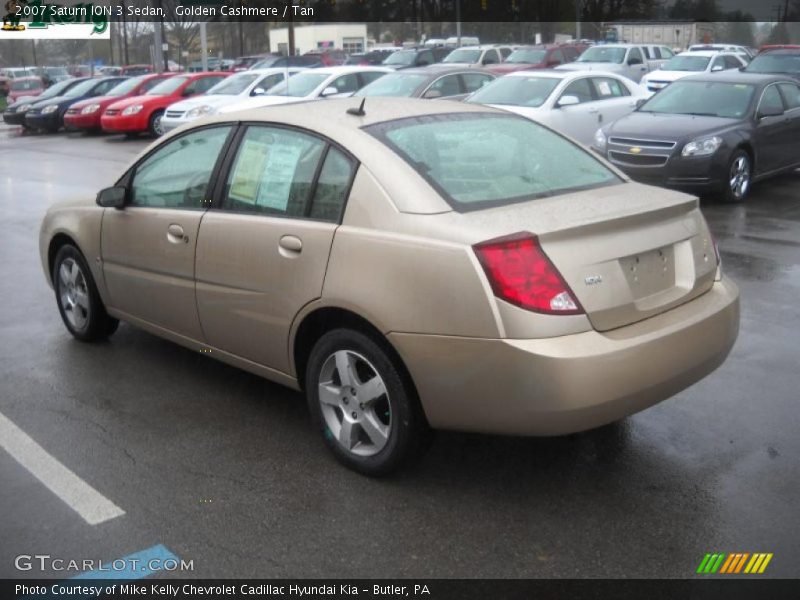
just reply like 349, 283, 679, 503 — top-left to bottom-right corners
14, 553, 194, 573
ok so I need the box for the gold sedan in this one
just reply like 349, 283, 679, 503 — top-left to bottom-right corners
39, 98, 740, 475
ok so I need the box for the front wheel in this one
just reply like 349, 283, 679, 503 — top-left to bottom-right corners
305, 329, 429, 476
53, 244, 118, 341
722, 149, 752, 203
148, 110, 164, 137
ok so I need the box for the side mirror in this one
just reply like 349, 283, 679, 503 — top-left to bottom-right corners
711, 65, 724, 72
423, 89, 443, 99
320, 86, 339, 97
758, 105, 784, 119
252, 87, 266, 96
557, 95, 580, 107
96, 186, 126, 209
635, 98, 647, 109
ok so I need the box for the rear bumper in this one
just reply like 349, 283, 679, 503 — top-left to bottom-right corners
390, 278, 739, 436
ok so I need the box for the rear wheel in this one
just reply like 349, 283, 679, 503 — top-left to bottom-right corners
722, 149, 751, 203
53, 244, 118, 342
305, 329, 429, 476
148, 110, 164, 137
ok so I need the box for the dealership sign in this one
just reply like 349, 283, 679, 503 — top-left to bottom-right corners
1, 0, 109, 38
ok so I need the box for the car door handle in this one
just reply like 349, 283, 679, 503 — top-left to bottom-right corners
167, 223, 187, 244
587, 107, 599, 114
279, 235, 302, 255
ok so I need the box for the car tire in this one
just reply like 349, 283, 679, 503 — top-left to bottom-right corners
722, 149, 752, 203
305, 328, 430, 476
52, 244, 119, 342
148, 110, 164, 137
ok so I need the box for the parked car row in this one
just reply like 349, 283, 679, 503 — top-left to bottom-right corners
5, 45, 799, 204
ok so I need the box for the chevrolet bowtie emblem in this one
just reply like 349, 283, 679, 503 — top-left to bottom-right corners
629, 146, 642, 154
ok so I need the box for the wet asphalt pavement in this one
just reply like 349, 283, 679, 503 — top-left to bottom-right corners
0, 123, 798, 579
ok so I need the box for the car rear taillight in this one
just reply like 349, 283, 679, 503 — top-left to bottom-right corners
473, 233, 584, 315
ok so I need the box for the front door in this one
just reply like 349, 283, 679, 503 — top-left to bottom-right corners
195, 124, 357, 374
101, 125, 233, 339
753, 84, 788, 175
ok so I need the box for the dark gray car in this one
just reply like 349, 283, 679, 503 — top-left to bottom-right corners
354, 67, 495, 101
593, 72, 800, 202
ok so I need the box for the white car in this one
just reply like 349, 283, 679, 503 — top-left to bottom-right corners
217, 66, 391, 113
556, 44, 669, 82
439, 45, 512, 67
688, 43, 753, 62
641, 51, 747, 94
160, 68, 306, 133
466, 70, 648, 147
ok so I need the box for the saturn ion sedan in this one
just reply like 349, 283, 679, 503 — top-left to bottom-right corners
40, 99, 740, 475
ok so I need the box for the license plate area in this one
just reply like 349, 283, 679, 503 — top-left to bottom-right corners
620, 246, 675, 299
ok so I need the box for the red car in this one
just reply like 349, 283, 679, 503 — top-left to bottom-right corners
8, 76, 46, 103
485, 44, 582, 75
64, 73, 174, 132
101, 71, 228, 137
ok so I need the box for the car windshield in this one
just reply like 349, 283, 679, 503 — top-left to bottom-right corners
661, 55, 711, 71
466, 75, 560, 107
147, 76, 189, 95
746, 52, 800, 75
207, 73, 259, 95
577, 47, 627, 63
383, 50, 418, 66
443, 49, 482, 63
265, 72, 328, 97
366, 113, 620, 211
45, 67, 69, 77
506, 49, 547, 64
38, 78, 76, 98
11, 79, 42, 90
355, 73, 428, 97
64, 79, 100, 97
638, 80, 755, 118
105, 76, 145, 96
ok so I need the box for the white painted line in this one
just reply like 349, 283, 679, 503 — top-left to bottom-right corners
0, 410, 125, 525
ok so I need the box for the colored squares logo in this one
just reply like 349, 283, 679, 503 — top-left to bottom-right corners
697, 553, 773, 574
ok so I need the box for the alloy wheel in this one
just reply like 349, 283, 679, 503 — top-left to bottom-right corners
317, 350, 392, 457
729, 154, 750, 200
57, 257, 90, 332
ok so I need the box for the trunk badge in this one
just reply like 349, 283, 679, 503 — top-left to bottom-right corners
584, 275, 603, 286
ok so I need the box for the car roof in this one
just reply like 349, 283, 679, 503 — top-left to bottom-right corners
676, 50, 724, 57
505, 69, 623, 80
310, 66, 393, 75
392, 66, 493, 77
681, 71, 790, 85
242, 67, 306, 75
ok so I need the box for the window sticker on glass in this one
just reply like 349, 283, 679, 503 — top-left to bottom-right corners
256, 141, 304, 211
597, 81, 611, 96
229, 138, 271, 202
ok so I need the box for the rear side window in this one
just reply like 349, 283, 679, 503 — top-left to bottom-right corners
223, 126, 325, 216
365, 114, 620, 212
779, 82, 800, 109
461, 72, 493, 93
592, 77, 629, 98
309, 148, 355, 222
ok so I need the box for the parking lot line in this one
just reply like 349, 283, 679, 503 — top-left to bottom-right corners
0, 410, 125, 525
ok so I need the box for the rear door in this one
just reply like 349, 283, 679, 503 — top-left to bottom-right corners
195, 124, 357, 373
778, 81, 800, 167
589, 76, 638, 126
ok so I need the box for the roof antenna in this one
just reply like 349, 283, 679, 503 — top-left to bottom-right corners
347, 98, 366, 116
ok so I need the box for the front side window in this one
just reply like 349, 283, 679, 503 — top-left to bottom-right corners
461, 72, 493, 93
628, 48, 643, 64
560, 78, 594, 104
426, 74, 462, 97
366, 114, 620, 212
356, 73, 428, 97
328, 74, 359, 94
131, 126, 231, 209
208, 73, 259, 95
759, 85, 784, 114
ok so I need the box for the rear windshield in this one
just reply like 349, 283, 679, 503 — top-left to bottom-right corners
661, 55, 711, 71
355, 73, 428, 97
366, 113, 620, 212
